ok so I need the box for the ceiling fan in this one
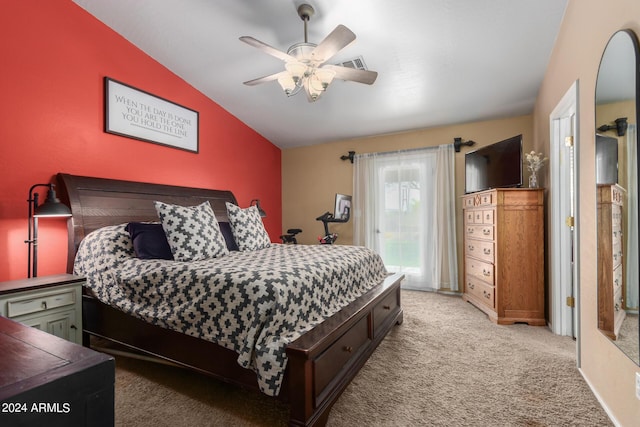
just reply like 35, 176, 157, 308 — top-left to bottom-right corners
239, 4, 378, 102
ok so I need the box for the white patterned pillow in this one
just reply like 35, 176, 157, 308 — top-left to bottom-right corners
154, 201, 229, 261
225, 202, 271, 251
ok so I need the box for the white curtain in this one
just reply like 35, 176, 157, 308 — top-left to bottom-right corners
626, 124, 639, 310
353, 144, 458, 291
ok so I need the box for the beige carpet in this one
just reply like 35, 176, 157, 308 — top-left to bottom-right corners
112, 290, 612, 426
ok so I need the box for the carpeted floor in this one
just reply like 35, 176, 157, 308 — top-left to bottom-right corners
111, 290, 613, 426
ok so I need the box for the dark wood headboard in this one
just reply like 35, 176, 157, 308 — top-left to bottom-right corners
56, 173, 238, 274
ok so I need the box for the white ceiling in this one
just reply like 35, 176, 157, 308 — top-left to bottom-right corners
72, 0, 568, 149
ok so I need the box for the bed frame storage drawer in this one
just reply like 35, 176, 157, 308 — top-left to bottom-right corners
313, 315, 370, 401
286, 273, 403, 426
372, 288, 400, 337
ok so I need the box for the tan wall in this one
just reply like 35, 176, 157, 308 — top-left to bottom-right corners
533, 0, 640, 425
282, 115, 534, 291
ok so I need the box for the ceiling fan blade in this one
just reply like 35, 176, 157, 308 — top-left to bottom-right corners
243, 71, 289, 86
310, 25, 356, 64
239, 36, 297, 62
323, 64, 378, 85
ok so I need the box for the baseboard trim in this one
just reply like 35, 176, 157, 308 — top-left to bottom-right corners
578, 368, 620, 427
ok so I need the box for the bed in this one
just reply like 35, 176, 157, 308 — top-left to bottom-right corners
57, 173, 403, 426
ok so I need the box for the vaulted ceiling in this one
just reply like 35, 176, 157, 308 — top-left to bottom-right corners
72, 0, 568, 149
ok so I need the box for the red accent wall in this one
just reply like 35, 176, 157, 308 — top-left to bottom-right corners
0, 1, 282, 281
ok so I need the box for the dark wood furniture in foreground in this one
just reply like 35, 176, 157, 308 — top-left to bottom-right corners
57, 172, 404, 427
0, 316, 114, 427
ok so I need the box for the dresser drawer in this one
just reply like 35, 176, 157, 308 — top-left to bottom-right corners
462, 191, 494, 208
465, 210, 475, 224
466, 258, 494, 284
463, 196, 476, 208
314, 316, 370, 399
465, 275, 495, 309
482, 209, 495, 224
465, 239, 494, 263
613, 264, 623, 294
465, 225, 494, 241
5, 288, 76, 318
612, 239, 622, 267
479, 192, 494, 206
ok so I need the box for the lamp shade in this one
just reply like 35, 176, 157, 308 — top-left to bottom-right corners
250, 199, 267, 218
33, 187, 72, 217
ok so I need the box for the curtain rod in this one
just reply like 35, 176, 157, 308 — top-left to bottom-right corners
340, 137, 475, 163
339, 137, 475, 163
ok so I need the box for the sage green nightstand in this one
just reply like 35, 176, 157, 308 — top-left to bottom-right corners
0, 274, 83, 344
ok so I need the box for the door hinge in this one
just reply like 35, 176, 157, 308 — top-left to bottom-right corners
565, 216, 574, 227
565, 136, 574, 147
566, 296, 575, 308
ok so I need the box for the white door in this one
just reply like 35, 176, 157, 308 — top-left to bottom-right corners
550, 82, 579, 342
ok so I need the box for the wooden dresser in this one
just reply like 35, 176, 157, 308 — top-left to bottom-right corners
462, 188, 545, 325
597, 184, 626, 340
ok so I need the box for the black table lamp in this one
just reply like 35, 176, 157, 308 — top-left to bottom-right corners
25, 183, 72, 278
250, 199, 267, 218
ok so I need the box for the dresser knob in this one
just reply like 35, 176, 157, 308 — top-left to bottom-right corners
41, 301, 47, 310
383, 305, 391, 310
70, 325, 77, 330
343, 346, 353, 353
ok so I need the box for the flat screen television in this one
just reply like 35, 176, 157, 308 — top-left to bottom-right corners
465, 134, 523, 194
595, 134, 618, 185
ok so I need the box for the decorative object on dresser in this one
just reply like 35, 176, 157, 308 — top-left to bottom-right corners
0, 274, 83, 345
597, 184, 626, 340
25, 183, 72, 278
462, 188, 545, 325
524, 150, 548, 188
0, 316, 114, 427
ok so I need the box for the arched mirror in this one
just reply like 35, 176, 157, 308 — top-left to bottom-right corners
595, 29, 640, 365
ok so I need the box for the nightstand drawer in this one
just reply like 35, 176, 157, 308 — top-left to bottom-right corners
0, 275, 83, 345
6, 289, 76, 318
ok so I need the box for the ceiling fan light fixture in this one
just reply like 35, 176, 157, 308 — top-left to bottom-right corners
277, 74, 297, 96
240, 3, 377, 102
315, 68, 336, 89
305, 79, 323, 101
285, 61, 307, 83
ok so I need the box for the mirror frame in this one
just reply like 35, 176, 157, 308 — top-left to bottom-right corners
595, 29, 640, 366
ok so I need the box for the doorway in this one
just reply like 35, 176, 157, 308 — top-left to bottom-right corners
550, 82, 580, 354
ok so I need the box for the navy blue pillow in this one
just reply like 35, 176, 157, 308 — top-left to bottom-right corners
125, 222, 173, 260
218, 221, 239, 251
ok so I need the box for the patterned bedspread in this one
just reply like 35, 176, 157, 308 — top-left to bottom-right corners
74, 224, 388, 396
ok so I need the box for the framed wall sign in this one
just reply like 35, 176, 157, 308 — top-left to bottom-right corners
105, 77, 199, 153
